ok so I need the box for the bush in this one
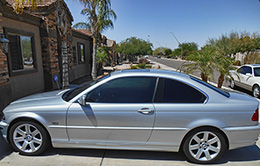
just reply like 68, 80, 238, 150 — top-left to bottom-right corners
131, 65, 138, 69
233, 60, 241, 66
139, 58, 149, 64
146, 65, 152, 68
137, 63, 146, 69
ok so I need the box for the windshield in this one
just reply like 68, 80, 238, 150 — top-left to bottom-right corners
62, 75, 110, 101
254, 67, 260, 77
190, 76, 230, 98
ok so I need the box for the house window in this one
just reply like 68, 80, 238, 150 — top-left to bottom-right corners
8, 33, 36, 72
72, 46, 77, 65
77, 43, 85, 63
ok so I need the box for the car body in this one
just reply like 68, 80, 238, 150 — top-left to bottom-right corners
0, 69, 260, 164
229, 64, 260, 98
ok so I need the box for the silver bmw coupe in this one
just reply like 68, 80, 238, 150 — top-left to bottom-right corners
0, 69, 260, 164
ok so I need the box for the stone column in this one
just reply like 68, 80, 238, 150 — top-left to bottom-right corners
40, 12, 60, 91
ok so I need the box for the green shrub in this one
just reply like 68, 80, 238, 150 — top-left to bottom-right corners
131, 65, 138, 69
137, 63, 146, 69
146, 65, 152, 68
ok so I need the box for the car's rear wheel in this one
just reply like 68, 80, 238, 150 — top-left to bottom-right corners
9, 121, 50, 155
183, 129, 226, 164
253, 85, 260, 98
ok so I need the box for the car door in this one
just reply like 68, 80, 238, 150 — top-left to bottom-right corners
67, 76, 157, 146
149, 78, 207, 148
238, 66, 253, 90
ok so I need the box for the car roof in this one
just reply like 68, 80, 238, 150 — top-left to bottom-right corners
110, 69, 190, 79
243, 64, 260, 67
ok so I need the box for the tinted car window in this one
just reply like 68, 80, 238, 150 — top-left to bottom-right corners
237, 67, 245, 74
238, 66, 252, 74
155, 78, 206, 103
86, 77, 157, 103
63, 75, 110, 101
244, 66, 252, 74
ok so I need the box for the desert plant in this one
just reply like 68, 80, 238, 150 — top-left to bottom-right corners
139, 58, 149, 64
137, 63, 146, 69
130, 65, 138, 69
232, 60, 241, 66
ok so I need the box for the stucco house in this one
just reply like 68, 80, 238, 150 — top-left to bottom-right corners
0, 0, 93, 110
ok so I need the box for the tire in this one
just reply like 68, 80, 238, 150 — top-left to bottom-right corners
9, 121, 50, 155
183, 128, 226, 164
230, 79, 235, 89
253, 85, 260, 98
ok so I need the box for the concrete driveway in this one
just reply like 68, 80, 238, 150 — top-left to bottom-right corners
1, 132, 260, 166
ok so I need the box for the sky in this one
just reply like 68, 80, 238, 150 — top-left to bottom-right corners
66, 0, 260, 50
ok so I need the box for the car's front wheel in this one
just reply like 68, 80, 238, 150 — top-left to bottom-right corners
253, 85, 260, 98
183, 129, 226, 164
230, 79, 236, 89
9, 121, 50, 155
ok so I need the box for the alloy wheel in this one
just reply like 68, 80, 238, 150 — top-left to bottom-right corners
188, 131, 221, 162
13, 123, 43, 153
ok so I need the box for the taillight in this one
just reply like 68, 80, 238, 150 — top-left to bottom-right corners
252, 108, 259, 121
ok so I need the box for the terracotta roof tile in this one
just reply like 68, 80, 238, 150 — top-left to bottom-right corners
73, 29, 93, 37
6, 0, 57, 7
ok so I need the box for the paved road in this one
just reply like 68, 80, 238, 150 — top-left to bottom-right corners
149, 56, 230, 87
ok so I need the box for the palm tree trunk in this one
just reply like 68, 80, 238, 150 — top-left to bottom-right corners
201, 73, 208, 82
218, 74, 224, 88
91, 38, 98, 79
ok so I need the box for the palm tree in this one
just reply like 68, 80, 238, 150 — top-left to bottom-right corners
215, 55, 234, 88
182, 45, 216, 82
78, 0, 116, 79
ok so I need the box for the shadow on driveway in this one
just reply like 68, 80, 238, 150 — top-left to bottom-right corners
0, 131, 13, 161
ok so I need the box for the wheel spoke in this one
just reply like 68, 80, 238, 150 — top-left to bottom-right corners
208, 145, 219, 152
202, 132, 209, 142
29, 142, 36, 152
204, 150, 211, 160
17, 128, 26, 137
25, 125, 30, 134
190, 144, 200, 150
193, 135, 201, 144
207, 137, 218, 145
33, 138, 42, 145
21, 141, 28, 151
195, 148, 204, 159
14, 137, 24, 143
32, 130, 40, 137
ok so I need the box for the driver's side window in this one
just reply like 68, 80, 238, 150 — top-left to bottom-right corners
86, 76, 157, 103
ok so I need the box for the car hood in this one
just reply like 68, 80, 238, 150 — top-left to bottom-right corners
3, 90, 70, 112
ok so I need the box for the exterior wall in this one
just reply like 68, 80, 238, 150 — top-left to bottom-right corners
69, 35, 92, 81
0, 9, 12, 111
2, 17, 45, 100
39, 2, 74, 90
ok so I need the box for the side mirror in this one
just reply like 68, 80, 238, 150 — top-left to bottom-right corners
78, 95, 86, 106
246, 73, 252, 77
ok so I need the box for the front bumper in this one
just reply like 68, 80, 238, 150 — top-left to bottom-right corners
0, 121, 8, 141
224, 124, 260, 150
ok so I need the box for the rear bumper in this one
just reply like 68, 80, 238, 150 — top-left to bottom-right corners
0, 121, 8, 142
223, 124, 260, 150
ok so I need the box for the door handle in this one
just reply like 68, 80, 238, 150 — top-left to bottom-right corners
137, 108, 154, 114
